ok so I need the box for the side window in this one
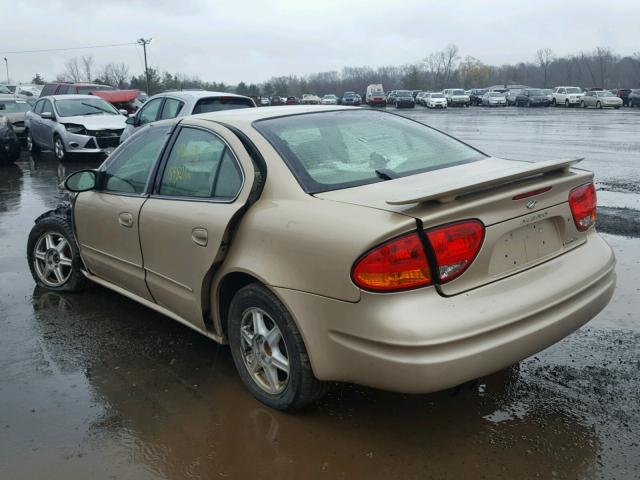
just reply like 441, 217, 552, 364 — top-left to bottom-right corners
159, 98, 184, 120
34, 100, 45, 114
40, 84, 57, 97
137, 98, 163, 126
42, 100, 54, 115
158, 127, 242, 199
101, 125, 171, 194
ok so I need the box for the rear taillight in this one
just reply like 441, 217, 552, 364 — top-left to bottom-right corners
569, 183, 597, 231
426, 220, 485, 283
352, 233, 431, 292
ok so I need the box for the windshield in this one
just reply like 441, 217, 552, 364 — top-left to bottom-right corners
396, 90, 412, 97
323, 95, 336, 99
430, 93, 444, 98
452, 90, 465, 95
55, 98, 119, 117
192, 96, 254, 113
76, 85, 115, 94
527, 89, 544, 96
0, 100, 32, 113
566, 87, 582, 94
488, 92, 503, 97
254, 110, 484, 193
597, 91, 614, 97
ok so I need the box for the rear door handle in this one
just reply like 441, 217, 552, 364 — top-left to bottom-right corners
118, 212, 133, 228
192, 228, 208, 247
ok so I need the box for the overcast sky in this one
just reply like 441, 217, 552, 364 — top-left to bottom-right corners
3, 0, 639, 85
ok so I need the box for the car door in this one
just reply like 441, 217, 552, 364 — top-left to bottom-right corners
73, 124, 173, 300
138, 120, 256, 330
38, 99, 58, 149
136, 97, 164, 130
29, 99, 45, 143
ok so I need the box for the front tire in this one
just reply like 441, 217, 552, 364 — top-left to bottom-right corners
26, 130, 40, 154
228, 283, 329, 411
27, 211, 88, 292
53, 135, 67, 161
596, 101, 602, 109
565, 99, 570, 108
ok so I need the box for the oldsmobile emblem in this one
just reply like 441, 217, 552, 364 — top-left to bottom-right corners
526, 200, 537, 210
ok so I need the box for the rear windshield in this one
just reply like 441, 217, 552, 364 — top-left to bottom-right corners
0, 100, 31, 113
254, 110, 484, 193
192, 96, 254, 114
527, 89, 544, 96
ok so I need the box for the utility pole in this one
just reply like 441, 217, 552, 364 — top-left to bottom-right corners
137, 38, 152, 94
3, 57, 8, 84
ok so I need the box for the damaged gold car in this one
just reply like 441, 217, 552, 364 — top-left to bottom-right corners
27, 106, 616, 410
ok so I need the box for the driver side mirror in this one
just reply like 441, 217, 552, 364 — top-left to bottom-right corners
41, 111, 54, 120
65, 169, 97, 192
125, 116, 137, 126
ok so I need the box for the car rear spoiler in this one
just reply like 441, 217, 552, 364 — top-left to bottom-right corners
386, 157, 584, 205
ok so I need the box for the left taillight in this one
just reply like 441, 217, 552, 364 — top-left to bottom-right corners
569, 182, 597, 231
351, 233, 432, 292
426, 220, 485, 283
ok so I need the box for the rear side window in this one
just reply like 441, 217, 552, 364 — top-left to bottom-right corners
101, 125, 172, 194
40, 84, 58, 97
158, 127, 243, 199
192, 96, 254, 114
159, 98, 184, 120
255, 110, 484, 193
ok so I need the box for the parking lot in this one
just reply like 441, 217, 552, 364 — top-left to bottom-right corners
1, 107, 639, 479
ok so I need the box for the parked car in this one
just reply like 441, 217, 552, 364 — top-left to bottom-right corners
366, 84, 386, 106
469, 89, 488, 106
40, 82, 115, 97
301, 94, 321, 105
25, 95, 127, 161
386, 90, 398, 106
580, 90, 623, 109
481, 91, 507, 106
120, 90, 256, 142
4, 84, 42, 99
286, 96, 300, 105
515, 89, 552, 107
614, 89, 632, 106
505, 89, 522, 106
0, 98, 32, 140
0, 85, 13, 96
552, 86, 584, 107
394, 90, 415, 108
542, 89, 554, 103
320, 94, 338, 105
270, 96, 285, 106
28, 106, 615, 411
628, 89, 640, 108
259, 97, 271, 106
0, 116, 21, 164
91, 90, 143, 115
340, 92, 361, 106
425, 92, 447, 109
446, 89, 471, 107
415, 91, 429, 106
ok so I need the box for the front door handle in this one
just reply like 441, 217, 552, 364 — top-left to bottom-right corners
192, 228, 208, 247
118, 212, 133, 228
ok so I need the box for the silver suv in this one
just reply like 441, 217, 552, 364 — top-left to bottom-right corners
120, 90, 256, 142
25, 95, 128, 161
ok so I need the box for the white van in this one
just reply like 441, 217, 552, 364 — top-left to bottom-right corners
366, 84, 386, 106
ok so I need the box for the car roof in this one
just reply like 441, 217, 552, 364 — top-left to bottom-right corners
149, 90, 250, 101
41, 94, 102, 100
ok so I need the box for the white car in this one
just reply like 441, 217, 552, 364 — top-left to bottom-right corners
260, 97, 271, 106
552, 86, 584, 107
445, 89, 471, 107
481, 91, 507, 106
301, 94, 321, 105
320, 94, 338, 105
426, 92, 448, 109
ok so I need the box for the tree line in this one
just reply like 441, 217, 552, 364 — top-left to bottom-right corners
44, 46, 640, 96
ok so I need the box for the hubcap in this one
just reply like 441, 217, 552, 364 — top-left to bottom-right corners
54, 139, 64, 159
27, 133, 33, 151
239, 307, 290, 394
33, 232, 73, 287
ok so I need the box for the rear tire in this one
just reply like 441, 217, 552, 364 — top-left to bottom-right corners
228, 283, 329, 411
27, 211, 89, 292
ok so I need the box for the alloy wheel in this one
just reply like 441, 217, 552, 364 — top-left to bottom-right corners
27, 132, 34, 152
54, 137, 65, 160
33, 232, 73, 287
239, 307, 290, 394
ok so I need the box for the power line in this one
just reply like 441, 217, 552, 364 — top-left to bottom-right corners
0, 42, 138, 55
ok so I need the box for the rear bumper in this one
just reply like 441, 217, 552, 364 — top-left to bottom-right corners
276, 232, 615, 393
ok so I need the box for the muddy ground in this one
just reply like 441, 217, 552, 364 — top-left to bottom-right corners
0, 108, 638, 479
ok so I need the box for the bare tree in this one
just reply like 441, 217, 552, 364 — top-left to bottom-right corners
102, 62, 130, 88
62, 57, 82, 82
536, 48, 555, 87
593, 47, 615, 87
81, 55, 94, 82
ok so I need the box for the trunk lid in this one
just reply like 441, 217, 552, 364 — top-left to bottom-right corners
315, 157, 594, 295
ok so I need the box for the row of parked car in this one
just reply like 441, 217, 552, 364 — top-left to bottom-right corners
259, 92, 363, 107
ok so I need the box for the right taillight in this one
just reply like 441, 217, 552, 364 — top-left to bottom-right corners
426, 220, 485, 283
569, 183, 597, 231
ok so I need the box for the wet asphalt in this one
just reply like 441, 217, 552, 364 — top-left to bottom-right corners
0, 107, 639, 479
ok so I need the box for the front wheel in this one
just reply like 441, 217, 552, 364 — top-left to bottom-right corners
581, 101, 586, 108
565, 100, 570, 108
26, 130, 40, 154
53, 135, 67, 161
228, 283, 329, 411
27, 212, 89, 292
596, 102, 602, 109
